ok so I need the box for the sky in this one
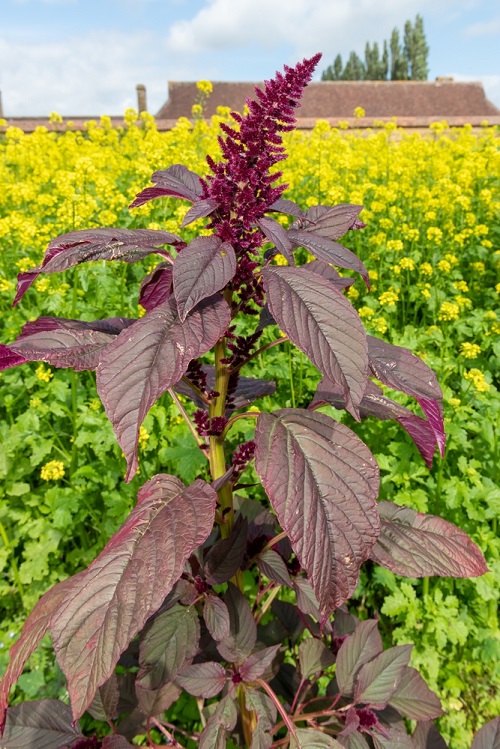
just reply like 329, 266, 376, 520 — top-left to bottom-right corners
1, 0, 499, 117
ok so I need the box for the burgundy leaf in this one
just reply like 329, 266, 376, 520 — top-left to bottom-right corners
354, 645, 412, 709
204, 595, 231, 641
175, 662, 227, 698
245, 689, 277, 732
299, 638, 335, 679
14, 229, 180, 306
135, 681, 181, 718
271, 600, 305, 643
305, 260, 355, 290
412, 721, 449, 749
312, 378, 440, 469
50, 474, 217, 719
262, 267, 368, 418
257, 217, 295, 263
138, 604, 200, 689
0, 344, 27, 371
290, 728, 340, 747
293, 577, 328, 626
199, 694, 238, 749
372, 726, 413, 749
87, 674, 120, 721
255, 409, 380, 616
101, 738, 135, 749
339, 733, 371, 749
130, 164, 203, 208
173, 236, 236, 320
472, 718, 500, 749
250, 725, 273, 749
257, 304, 276, 331
0, 573, 86, 732
256, 549, 293, 588
97, 294, 230, 480
181, 198, 219, 227
388, 667, 443, 720
205, 517, 248, 585
267, 198, 304, 218
336, 620, 383, 697
367, 337, 445, 457
217, 583, 257, 663
1, 699, 82, 749
138, 262, 173, 312
371, 501, 488, 578
239, 645, 281, 681
298, 204, 364, 240
288, 229, 369, 286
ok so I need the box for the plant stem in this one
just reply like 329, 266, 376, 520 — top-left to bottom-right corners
239, 685, 258, 747
209, 339, 233, 538
255, 586, 282, 624
221, 410, 260, 439
256, 679, 298, 744
288, 343, 296, 408
168, 388, 207, 451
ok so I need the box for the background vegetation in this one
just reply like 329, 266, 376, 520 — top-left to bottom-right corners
0, 110, 498, 748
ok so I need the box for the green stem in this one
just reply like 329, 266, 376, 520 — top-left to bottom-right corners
221, 411, 259, 440
0, 520, 25, 602
209, 339, 234, 539
168, 388, 207, 450
288, 343, 296, 409
422, 577, 430, 597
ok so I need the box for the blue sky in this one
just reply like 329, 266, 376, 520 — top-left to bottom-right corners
1, 0, 499, 116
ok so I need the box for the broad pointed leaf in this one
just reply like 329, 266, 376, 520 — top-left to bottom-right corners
257, 217, 295, 263
388, 667, 442, 720
299, 638, 335, 679
255, 409, 380, 616
239, 645, 281, 681
101, 738, 135, 749
138, 604, 200, 689
354, 645, 412, 708
250, 725, 273, 749
205, 517, 248, 585
412, 721, 449, 749
245, 689, 277, 732
135, 681, 181, 718
138, 262, 173, 312
0, 344, 27, 371
372, 726, 413, 749
298, 204, 364, 240
367, 337, 445, 457
262, 267, 368, 417
288, 229, 369, 285
175, 662, 227, 698
199, 694, 237, 749
181, 198, 219, 227
130, 164, 203, 208
271, 600, 305, 643
173, 236, 236, 321
217, 583, 257, 663
336, 620, 383, 697
176, 365, 276, 412
306, 260, 355, 290
268, 198, 304, 218
0, 699, 82, 749
339, 733, 371, 749
97, 294, 230, 480
204, 595, 231, 641
293, 578, 328, 626
14, 229, 180, 306
290, 728, 341, 747
371, 501, 488, 578
0, 572, 86, 731
87, 674, 120, 721
256, 549, 293, 588
50, 474, 217, 719
471, 716, 500, 749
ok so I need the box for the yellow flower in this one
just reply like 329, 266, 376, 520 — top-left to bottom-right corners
420, 262, 433, 277
421, 288, 431, 299
438, 302, 460, 321
358, 306, 375, 319
48, 112, 64, 124
464, 368, 490, 393
484, 311, 497, 321
448, 397, 461, 408
437, 260, 451, 273
89, 398, 101, 411
353, 106, 365, 118
379, 218, 393, 231
456, 296, 472, 310
35, 364, 53, 382
372, 317, 388, 334
196, 80, 213, 96
35, 278, 50, 292
496, 283, 500, 293
274, 254, 288, 266
347, 286, 359, 300
386, 239, 403, 252
40, 460, 65, 481
30, 397, 42, 409
368, 270, 378, 281
16, 258, 37, 272
392, 264, 401, 275
139, 425, 150, 450
459, 342, 481, 359
191, 103, 203, 117
0, 278, 13, 293
471, 261, 485, 274
379, 290, 399, 307
399, 257, 415, 271
453, 281, 469, 292
444, 253, 458, 266
427, 227, 443, 245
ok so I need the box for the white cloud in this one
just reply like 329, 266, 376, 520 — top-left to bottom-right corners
465, 17, 500, 36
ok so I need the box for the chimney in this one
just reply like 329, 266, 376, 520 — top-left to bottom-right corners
136, 84, 147, 113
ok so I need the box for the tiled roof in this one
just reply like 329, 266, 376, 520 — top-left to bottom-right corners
156, 80, 500, 120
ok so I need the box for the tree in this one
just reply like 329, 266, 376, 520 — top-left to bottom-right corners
409, 14, 430, 80
390, 27, 408, 80
321, 53, 343, 80
342, 50, 365, 80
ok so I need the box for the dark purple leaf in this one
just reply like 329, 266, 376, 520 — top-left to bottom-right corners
372, 726, 413, 749
257, 217, 295, 263
0, 699, 82, 749
8, 317, 134, 372
181, 198, 219, 227
267, 198, 304, 218
271, 600, 305, 643
255, 409, 380, 616
367, 337, 445, 457
14, 229, 180, 306
205, 517, 248, 585
175, 662, 227, 698
87, 674, 119, 721
250, 725, 273, 749
388, 667, 442, 720
50, 474, 217, 719
471, 718, 500, 749
305, 260, 355, 290
211, 467, 235, 493
336, 620, 383, 697
256, 549, 293, 588
293, 578, 331, 634
354, 645, 412, 708
101, 737, 135, 749
288, 229, 369, 286
257, 304, 276, 331
412, 721, 449, 749
173, 236, 236, 321
262, 267, 368, 418
130, 164, 203, 208
135, 681, 181, 718
339, 733, 371, 749
138, 604, 200, 689
217, 583, 257, 663
204, 595, 231, 641
0, 573, 86, 731
0, 344, 27, 371
138, 262, 173, 312
290, 728, 340, 747
298, 204, 364, 240
239, 645, 281, 681
175, 365, 276, 413
245, 689, 277, 732
371, 501, 488, 578
97, 294, 230, 480
312, 379, 440, 469
299, 638, 335, 678
199, 694, 238, 749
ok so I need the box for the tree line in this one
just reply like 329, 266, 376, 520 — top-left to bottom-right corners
321, 15, 429, 81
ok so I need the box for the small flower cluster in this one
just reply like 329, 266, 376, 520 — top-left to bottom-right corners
231, 440, 256, 478
193, 411, 228, 437
40, 460, 65, 481
464, 368, 490, 393
459, 342, 481, 359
